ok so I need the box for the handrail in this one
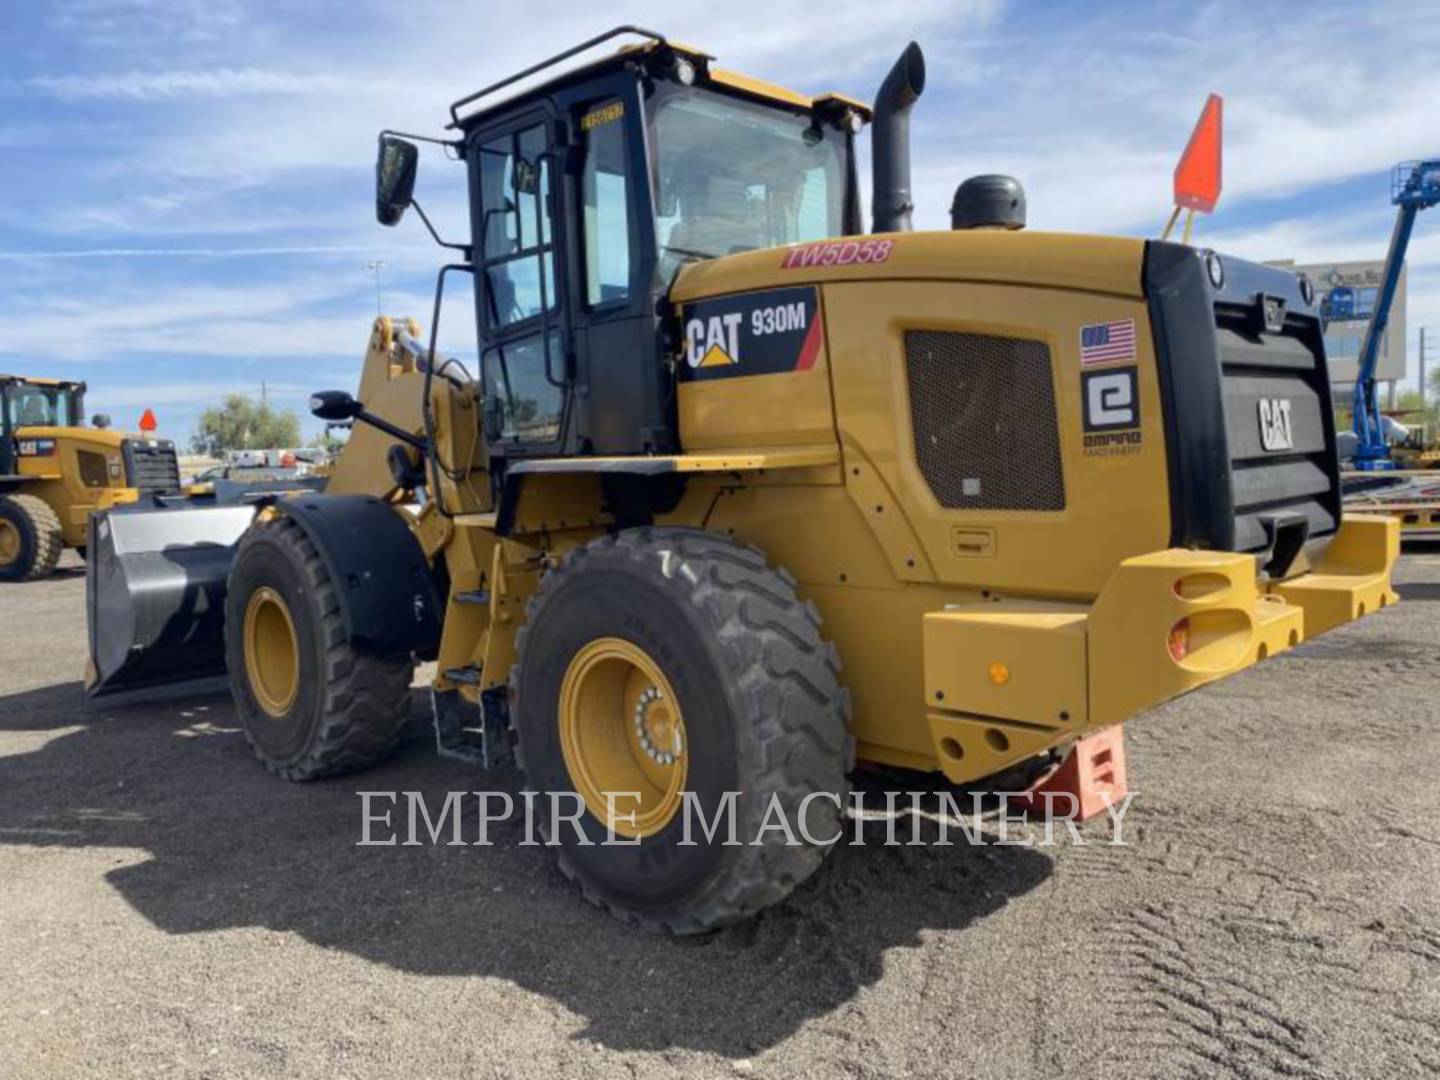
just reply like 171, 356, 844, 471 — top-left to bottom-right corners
448, 25, 668, 128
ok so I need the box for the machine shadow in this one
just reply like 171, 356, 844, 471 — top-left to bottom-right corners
1396, 580, 1440, 602
0, 681, 1054, 1056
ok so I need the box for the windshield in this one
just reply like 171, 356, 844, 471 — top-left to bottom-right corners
6, 384, 73, 428
650, 88, 846, 279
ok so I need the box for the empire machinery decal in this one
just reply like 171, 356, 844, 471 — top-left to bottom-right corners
680, 287, 823, 381
1081, 366, 1142, 456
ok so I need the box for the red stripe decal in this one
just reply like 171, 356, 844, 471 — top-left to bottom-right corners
795, 311, 823, 371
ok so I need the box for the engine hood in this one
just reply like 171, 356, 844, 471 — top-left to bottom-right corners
15, 426, 139, 451
669, 230, 1147, 305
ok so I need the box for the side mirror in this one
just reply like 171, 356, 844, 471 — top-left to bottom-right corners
91, 413, 112, 430
376, 135, 419, 227
310, 391, 362, 422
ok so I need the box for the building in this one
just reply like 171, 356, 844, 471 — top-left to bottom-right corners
1269, 258, 1406, 391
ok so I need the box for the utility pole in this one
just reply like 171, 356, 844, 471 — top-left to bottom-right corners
1421, 326, 1428, 410
367, 260, 386, 315
1421, 326, 1433, 445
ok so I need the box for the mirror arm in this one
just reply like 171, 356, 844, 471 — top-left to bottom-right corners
410, 199, 472, 259
352, 408, 427, 452
379, 127, 463, 152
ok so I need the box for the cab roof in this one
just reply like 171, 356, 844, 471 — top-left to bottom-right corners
0, 374, 83, 389
448, 25, 870, 129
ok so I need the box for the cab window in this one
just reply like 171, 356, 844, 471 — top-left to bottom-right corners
477, 124, 556, 329
8, 385, 68, 427
482, 330, 563, 443
475, 118, 564, 446
650, 88, 845, 281
580, 100, 632, 308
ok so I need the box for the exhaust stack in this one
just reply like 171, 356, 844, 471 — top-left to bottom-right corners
871, 42, 926, 234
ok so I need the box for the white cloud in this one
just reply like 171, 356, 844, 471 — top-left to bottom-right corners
91, 378, 316, 409
10, 0, 1440, 422
18, 68, 353, 102
46, 0, 247, 48
0, 245, 384, 261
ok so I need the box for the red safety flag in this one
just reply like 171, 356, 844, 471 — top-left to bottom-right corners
1174, 94, 1223, 213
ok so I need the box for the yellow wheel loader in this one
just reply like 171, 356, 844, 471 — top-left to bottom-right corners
87, 27, 1399, 932
0, 374, 179, 581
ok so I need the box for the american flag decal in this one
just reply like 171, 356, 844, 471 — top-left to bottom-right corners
1079, 319, 1137, 366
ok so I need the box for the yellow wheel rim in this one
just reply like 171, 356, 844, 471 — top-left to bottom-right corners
243, 587, 300, 718
0, 520, 19, 567
559, 637, 688, 839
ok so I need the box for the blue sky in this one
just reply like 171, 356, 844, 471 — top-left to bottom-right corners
2, 0, 1438, 445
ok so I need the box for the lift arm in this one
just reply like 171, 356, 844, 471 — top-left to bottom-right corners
1351, 161, 1440, 470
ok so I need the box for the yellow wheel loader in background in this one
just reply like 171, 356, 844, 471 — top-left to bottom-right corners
87, 27, 1399, 933
0, 374, 179, 581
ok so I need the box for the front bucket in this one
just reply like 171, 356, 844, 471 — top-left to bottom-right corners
86, 503, 259, 697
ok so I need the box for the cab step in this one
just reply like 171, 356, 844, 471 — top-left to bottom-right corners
443, 664, 483, 686
430, 687, 512, 770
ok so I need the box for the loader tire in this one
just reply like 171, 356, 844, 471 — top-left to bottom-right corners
0, 494, 63, 582
224, 516, 413, 781
512, 527, 851, 934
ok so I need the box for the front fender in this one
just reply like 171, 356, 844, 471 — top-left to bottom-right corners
276, 494, 443, 659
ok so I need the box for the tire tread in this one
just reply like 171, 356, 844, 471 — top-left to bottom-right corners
0, 493, 63, 581
512, 526, 852, 934
227, 517, 413, 781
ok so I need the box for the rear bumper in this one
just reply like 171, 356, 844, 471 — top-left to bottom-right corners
921, 515, 1399, 783
57, 486, 141, 547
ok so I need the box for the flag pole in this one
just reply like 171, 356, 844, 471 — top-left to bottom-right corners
1160, 205, 1182, 241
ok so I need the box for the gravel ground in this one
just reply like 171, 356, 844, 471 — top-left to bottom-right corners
1, 549, 1438, 1079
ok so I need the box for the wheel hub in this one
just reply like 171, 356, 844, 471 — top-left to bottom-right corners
634, 686, 683, 765
559, 638, 688, 838
243, 586, 300, 718
0, 520, 19, 567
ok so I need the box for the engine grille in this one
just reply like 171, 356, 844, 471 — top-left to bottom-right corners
904, 330, 1066, 511
123, 439, 180, 495
1214, 310, 1337, 553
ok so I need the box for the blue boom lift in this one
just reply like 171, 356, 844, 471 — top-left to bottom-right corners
1350, 160, 1440, 470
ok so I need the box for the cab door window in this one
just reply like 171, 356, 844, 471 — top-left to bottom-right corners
476, 120, 564, 445
482, 330, 563, 443
478, 125, 557, 329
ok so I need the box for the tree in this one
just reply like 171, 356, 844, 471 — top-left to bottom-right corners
191, 394, 302, 456
308, 424, 349, 455
1395, 389, 1426, 414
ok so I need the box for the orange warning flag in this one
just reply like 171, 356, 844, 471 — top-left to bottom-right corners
139, 408, 158, 432
1174, 94, 1222, 213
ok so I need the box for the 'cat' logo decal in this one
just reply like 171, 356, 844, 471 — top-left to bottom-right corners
680, 287, 822, 382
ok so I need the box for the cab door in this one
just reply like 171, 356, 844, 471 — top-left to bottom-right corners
469, 108, 569, 455
0, 385, 13, 476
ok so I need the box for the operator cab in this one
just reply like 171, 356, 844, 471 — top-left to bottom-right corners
0, 376, 87, 476
372, 27, 867, 461
1, 376, 86, 430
